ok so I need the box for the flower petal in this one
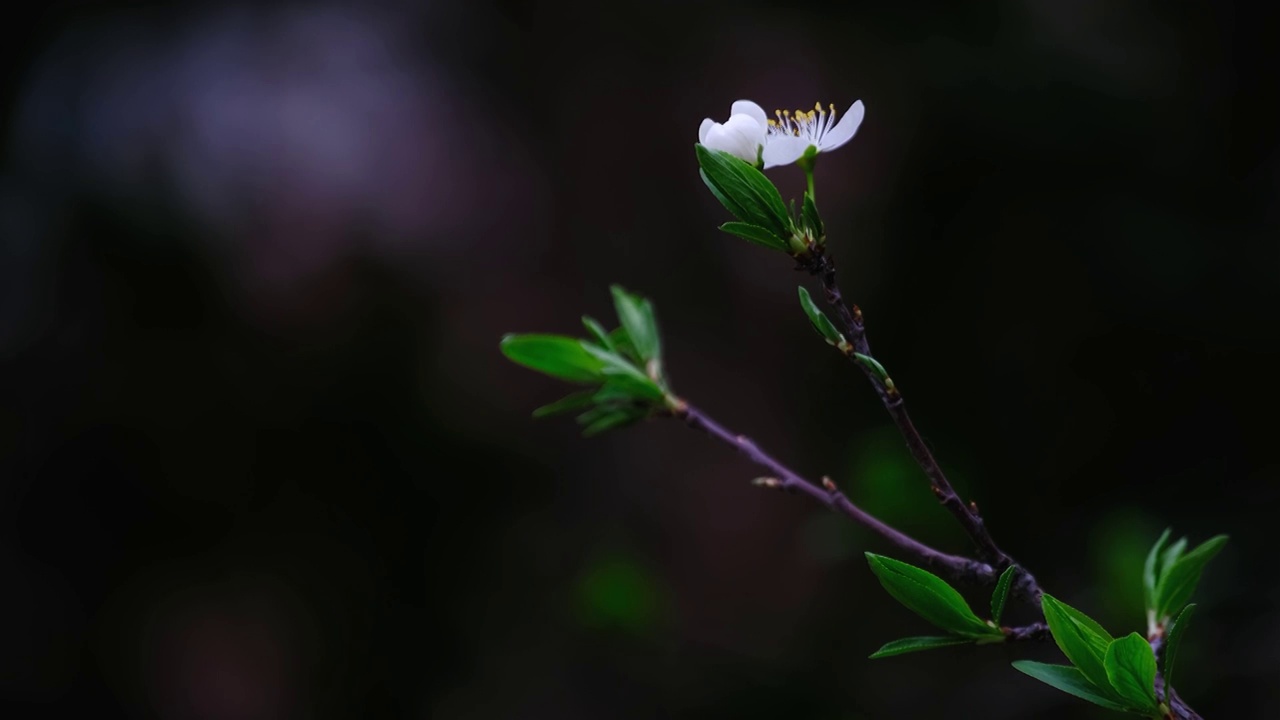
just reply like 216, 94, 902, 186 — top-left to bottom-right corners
817, 100, 865, 152
705, 114, 764, 163
699, 118, 714, 144
762, 135, 809, 169
730, 100, 768, 127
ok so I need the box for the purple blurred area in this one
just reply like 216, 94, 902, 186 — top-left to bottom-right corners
2, 1, 1278, 718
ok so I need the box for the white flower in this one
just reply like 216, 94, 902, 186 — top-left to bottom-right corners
698, 99, 866, 169
762, 100, 865, 168
698, 100, 768, 164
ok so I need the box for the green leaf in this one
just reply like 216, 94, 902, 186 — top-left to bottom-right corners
610, 286, 661, 365
600, 368, 664, 400
1163, 603, 1195, 693
607, 327, 637, 361
802, 192, 824, 240
576, 405, 645, 436
1143, 528, 1171, 614
869, 636, 972, 659
500, 334, 605, 384
1040, 594, 1116, 697
1161, 537, 1188, 577
581, 345, 664, 400
719, 222, 788, 251
532, 390, 597, 418
582, 316, 615, 352
853, 353, 889, 381
1104, 632, 1159, 712
991, 565, 1017, 626
695, 145, 793, 240
865, 553, 998, 637
1155, 535, 1227, 620
797, 286, 844, 345
1011, 661, 1132, 713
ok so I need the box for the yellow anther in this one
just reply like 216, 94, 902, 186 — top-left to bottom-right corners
829, 103, 836, 114
814, 101, 822, 112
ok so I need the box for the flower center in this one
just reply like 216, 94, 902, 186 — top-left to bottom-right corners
767, 102, 839, 142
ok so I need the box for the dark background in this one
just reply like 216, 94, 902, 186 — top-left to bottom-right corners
2, 1, 1277, 718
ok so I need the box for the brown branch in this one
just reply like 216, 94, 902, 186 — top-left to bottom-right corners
1002, 622, 1051, 642
670, 398, 995, 585
800, 250, 1042, 604
1151, 635, 1205, 719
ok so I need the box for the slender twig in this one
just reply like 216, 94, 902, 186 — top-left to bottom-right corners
1003, 622, 1052, 642
1155, 676, 1203, 720
796, 249, 1204, 716
1151, 636, 1204, 720
801, 250, 1043, 604
671, 399, 995, 584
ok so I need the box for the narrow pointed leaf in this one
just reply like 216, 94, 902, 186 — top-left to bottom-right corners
532, 390, 597, 418
1161, 537, 1188, 577
580, 408, 645, 436
1155, 535, 1227, 619
1011, 661, 1131, 712
582, 316, 615, 352
1104, 632, 1159, 712
500, 334, 605, 384
610, 286, 661, 365
865, 553, 998, 637
1143, 528, 1171, 613
797, 286, 843, 345
1040, 594, 1117, 697
606, 327, 637, 362
853, 353, 889, 381
582, 345, 663, 399
802, 192, 824, 239
1163, 603, 1196, 693
719, 222, 787, 251
599, 368, 660, 397
991, 565, 1017, 626
869, 636, 971, 659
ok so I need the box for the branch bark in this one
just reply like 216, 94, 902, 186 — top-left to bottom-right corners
672, 399, 994, 584
801, 250, 1042, 604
